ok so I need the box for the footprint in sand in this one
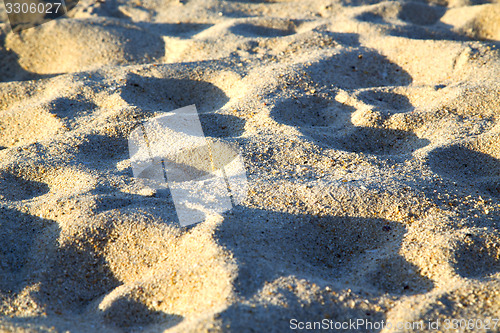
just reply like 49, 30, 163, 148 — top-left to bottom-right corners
428, 134, 500, 197
0, 172, 50, 201
229, 22, 297, 38
453, 231, 500, 279
271, 91, 429, 155
0, 208, 54, 294
121, 73, 246, 138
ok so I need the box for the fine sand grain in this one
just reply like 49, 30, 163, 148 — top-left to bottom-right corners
1, 0, 500, 331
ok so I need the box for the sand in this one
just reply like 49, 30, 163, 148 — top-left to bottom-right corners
1, 0, 500, 331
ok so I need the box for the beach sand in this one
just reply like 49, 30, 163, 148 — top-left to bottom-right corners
1, 0, 500, 331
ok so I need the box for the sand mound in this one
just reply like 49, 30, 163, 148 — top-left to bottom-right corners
4, 17, 164, 76
442, 4, 500, 41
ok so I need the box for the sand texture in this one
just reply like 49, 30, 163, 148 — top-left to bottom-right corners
1, 0, 500, 331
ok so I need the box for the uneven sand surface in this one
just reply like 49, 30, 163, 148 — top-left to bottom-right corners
1, 0, 500, 331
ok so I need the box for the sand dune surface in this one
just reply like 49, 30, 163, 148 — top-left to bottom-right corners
1, 0, 500, 331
